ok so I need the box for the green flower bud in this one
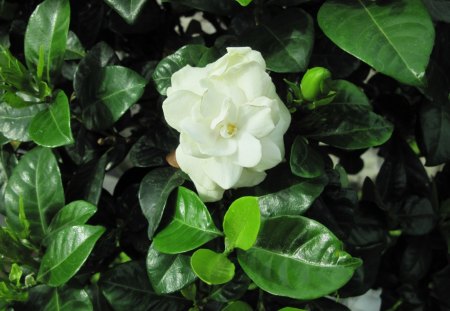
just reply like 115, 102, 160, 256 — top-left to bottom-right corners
300, 67, 332, 101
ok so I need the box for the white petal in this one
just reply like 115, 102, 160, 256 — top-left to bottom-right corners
233, 169, 266, 188
198, 137, 237, 157
195, 183, 225, 202
162, 90, 201, 132
225, 63, 274, 101
169, 65, 207, 96
239, 104, 275, 138
253, 137, 283, 171
205, 158, 243, 189
180, 118, 216, 146
235, 132, 262, 168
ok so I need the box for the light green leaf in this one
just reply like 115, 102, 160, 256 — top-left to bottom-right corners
191, 249, 235, 285
81, 65, 146, 130
5, 147, 64, 241
223, 197, 260, 251
0, 103, 46, 141
24, 0, 70, 84
290, 136, 325, 179
241, 9, 314, 73
146, 244, 197, 294
43, 287, 93, 311
153, 187, 222, 254
29, 90, 74, 147
0, 46, 34, 92
238, 216, 362, 300
222, 301, 253, 311
235, 0, 252, 6
38, 225, 105, 286
104, 0, 148, 24
318, 0, 435, 86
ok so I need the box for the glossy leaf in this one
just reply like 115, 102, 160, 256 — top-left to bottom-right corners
0, 103, 46, 141
223, 197, 260, 251
332, 80, 369, 106
64, 31, 85, 61
104, 0, 148, 24
191, 249, 235, 285
258, 179, 326, 218
0, 147, 17, 214
38, 225, 105, 286
152, 44, 218, 95
29, 91, 74, 147
0, 46, 33, 92
43, 287, 93, 311
43, 200, 97, 245
100, 261, 189, 311
5, 147, 64, 241
237, 216, 362, 300
24, 0, 70, 84
146, 244, 197, 294
138, 167, 185, 239
241, 9, 314, 73
153, 187, 222, 254
290, 137, 325, 179
235, 0, 252, 6
299, 102, 393, 149
81, 66, 146, 130
318, 0, 434, 86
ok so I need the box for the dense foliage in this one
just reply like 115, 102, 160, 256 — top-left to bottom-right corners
0, 0, 449, 310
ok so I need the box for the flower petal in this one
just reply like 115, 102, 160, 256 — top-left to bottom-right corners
235, 132, 262, 168
205, 158, 243, 189
168, 65, 207, 96
233, 169, 267, 188
162, 90, 201, 132
253, 137, 283, 171
239, 104, 275, 138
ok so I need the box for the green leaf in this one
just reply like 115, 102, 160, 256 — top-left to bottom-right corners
318, 0, 434, 86
258, 179, 326, 218
138, 167, 185, 239
43, 287, 93, 311
223, 197, 261, 251
423, 0, 450, 23
0, 46, 34, 92
146, 244, 197, 294
235, 0, 252, 6
104, 0, 148, 24
5, 147, 64, 241
191, 249, 235, 285
299, 102, 393, 149
64, 31, 85, 61
43, 200, 97, 246
420, 102, 450, 165
240, 9, 314, 73
279, 308, 306, 311
290, 137, 325, 179
152, 44, 218, 95
38, 225, 105, 286
222, 301, 253, 311
24, 0, 70, 84
237, 216, 362, 300
29, 90, 74, 147
0, 103, 46, 141
0, 147, 17, 214
332, 80, 369, 106
100, 261, 189, 311
153, 187, 222, 254
80, 66, 146, 130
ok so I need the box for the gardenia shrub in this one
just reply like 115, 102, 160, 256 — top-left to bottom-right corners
0, 0, 449, 311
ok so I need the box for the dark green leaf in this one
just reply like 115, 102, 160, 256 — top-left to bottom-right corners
299, 102, 393, 149
5, 147, 64, 241
290, 137, 325, 179
0, 103, 46, 141
208, 273, 251, 303
423, 0, 450, 23
38, 225, 105, 286
29, 91, 74, 147
241, 9, 314, 73
0, 147, 17, 214
191, 249, 235, 285
138, 167, 185, 239
128, 131, 178, 168
258, 179, 326, 218
64, 31, 85, 61
152, 44, 218, 95
222, 301, 252, 311
318, 0, 434, 86
146, 244, 197, 294
223, 196, 260, 251
238, 216, 362, 300
153, 187, 222, 254
332, 80, 369, 106
399, 196, 436, 236
43, 200, 97, 245
24, 0, 70, 84
43, 287, 93, 311
104, 0, 148, 24
420, 102, 450, 165
81, 66, 146, 130
100, 261, 189, 311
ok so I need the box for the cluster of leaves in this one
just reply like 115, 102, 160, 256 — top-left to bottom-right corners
0, 0, 449, 310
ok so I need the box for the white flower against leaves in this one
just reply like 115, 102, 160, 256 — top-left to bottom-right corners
163, 47, 291, 202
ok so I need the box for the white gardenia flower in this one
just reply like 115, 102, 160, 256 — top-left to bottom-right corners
162, 47, 291, 202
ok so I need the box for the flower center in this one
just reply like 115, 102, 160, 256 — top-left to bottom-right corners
220, 123, 237, 138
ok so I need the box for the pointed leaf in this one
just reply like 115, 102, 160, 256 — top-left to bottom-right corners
290, 137, 325, 179
104, 0, 148, 24
238, 216, 362, 300
146, 244, 197, 294
318, 0, 434, 86
191, 249, 235, 285
29, 91, 74, 147
43, 287, 93, 311
0, 103, 46, 141
5, 147, 64, 241
24, 0, 70, 84
153, 187, 222, 254
38, 225, 105, 286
